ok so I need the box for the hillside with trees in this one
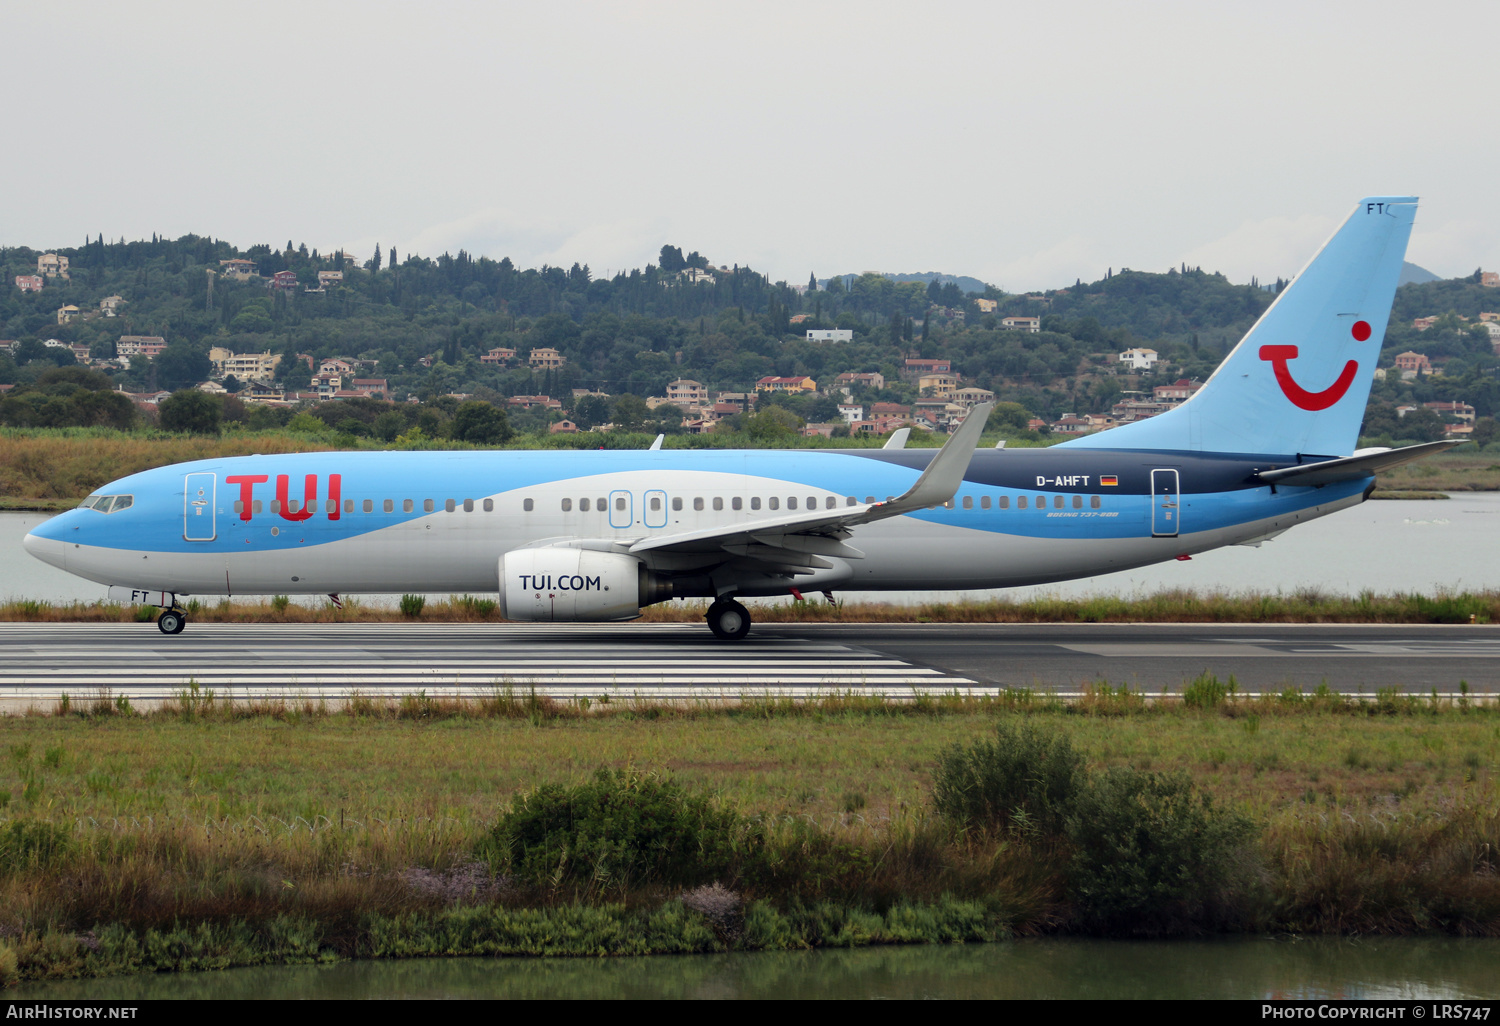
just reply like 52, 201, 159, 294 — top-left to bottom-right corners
1, 234, 1496, 449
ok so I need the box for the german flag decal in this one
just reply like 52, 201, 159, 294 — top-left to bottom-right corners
1100, 475, 1119, 486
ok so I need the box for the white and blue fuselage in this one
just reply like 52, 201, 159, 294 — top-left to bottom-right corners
24, 445, 1366, 597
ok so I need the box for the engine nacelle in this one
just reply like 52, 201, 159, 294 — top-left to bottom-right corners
498, 548, 668, 622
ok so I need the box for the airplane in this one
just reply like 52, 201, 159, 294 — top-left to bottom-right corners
24, 196, 1458, 640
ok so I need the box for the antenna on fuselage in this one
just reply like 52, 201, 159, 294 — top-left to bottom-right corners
649, 434, 664, 451
882, 428, 910, 450
994, 439, 1006, 449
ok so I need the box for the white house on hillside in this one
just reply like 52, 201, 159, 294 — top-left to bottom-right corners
1118, 347, 1159, 371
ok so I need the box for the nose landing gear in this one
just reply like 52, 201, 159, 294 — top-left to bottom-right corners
157, 607, 187, 635
706, 598, 751, 640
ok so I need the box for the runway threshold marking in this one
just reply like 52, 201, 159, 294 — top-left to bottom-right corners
0, 622, 982, 697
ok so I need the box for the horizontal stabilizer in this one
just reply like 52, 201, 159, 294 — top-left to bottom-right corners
1256, 440, 1463, 487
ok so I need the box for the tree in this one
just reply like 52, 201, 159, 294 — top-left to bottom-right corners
372, 244, 383, 273
611, 393, 651, 431
990, 402, 1036, 433
451, 401, 513, 445
34, 365, 114, 392
807, 272, 817, 293
744, 405, 803, 441
222, 374, 242, 393
14, 339, 48, 365
1397, 406, 1445, 443
229, 299, 274, 333
373, 410, 407, 442
658, 245, 685, 274
571, 394, 612, 430
155, 344, 212, 391
158, 390, 222, 434
1473, 417, 1497, 447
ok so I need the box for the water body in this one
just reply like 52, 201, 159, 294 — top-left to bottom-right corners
3, 493, 1495, 608
12, 937, 1500, 1000
887, 491, 1500, 605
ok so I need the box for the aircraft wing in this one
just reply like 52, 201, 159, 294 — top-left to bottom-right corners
627, 404, 993, 573
1255, 440, 1463, 487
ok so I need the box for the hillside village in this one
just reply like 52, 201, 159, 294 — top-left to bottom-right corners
2, 237, 1498, 447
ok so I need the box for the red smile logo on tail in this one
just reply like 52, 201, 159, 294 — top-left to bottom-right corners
1257, 321, 1369, 411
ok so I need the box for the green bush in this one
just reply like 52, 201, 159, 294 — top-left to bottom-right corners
1183, 672, 1236, 709
1065, 767, 1253, 936
0, 820, 73, 875
480, 768, 755, 888
399, 594, 427, 617
455, 594, 498, 618
932, 721, 1084, 835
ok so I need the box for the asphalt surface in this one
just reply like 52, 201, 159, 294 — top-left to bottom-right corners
0, 620, 1495, 701
761, 622, 1500, 694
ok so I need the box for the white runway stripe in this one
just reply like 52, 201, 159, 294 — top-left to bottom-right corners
0, 622, 979, 696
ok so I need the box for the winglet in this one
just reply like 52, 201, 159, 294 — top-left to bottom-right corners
649, 434, 664, 451
865, 404, 992, 517
882, 427, 910, 450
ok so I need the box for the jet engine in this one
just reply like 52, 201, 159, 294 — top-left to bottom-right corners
498, 548, 671, 622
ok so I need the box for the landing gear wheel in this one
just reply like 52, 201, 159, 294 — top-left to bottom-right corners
157, 609, 186, 635
706, 599, 751, 641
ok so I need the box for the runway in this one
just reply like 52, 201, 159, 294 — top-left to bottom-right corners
0, 620, 1495, 705
763, 623, 1500, 694
0, 622, 972, 705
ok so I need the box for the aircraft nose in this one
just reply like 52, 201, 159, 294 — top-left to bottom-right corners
23, 529, 66, 571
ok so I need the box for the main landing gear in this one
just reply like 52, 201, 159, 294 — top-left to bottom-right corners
157, 607, 187, 635
706, 598, 751, 641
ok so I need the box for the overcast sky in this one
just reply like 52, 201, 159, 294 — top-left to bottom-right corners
7, 0, 1496, 291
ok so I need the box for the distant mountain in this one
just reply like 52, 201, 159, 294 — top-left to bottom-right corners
1398, 261, 1440, 286
818, 271, 990, 295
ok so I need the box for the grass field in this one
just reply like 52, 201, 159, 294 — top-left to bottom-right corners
2, 689, 1499, 984
1375, 452, 1500, 493
1, 588, 1495, 625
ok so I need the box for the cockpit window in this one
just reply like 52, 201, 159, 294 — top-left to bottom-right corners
79, 494, 133, 513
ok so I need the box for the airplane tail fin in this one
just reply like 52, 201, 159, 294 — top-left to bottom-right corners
1061, 196, 1417, 457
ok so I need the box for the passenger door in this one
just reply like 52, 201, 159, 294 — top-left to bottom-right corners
183, 472, 217, 542
1151, 468, 1180, 538
643, 489, 668, 529
608, 489, 633, 529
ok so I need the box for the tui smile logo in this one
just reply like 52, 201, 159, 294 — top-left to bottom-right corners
1257, 321, 1370, 411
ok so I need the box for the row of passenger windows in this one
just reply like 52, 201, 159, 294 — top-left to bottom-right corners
527, 494, 1105, 512
548, 494, 851, 513
229, 493, 1105, 516
234, 498, 495, 514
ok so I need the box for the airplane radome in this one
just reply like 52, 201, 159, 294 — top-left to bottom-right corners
24, 197, 1458, 640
